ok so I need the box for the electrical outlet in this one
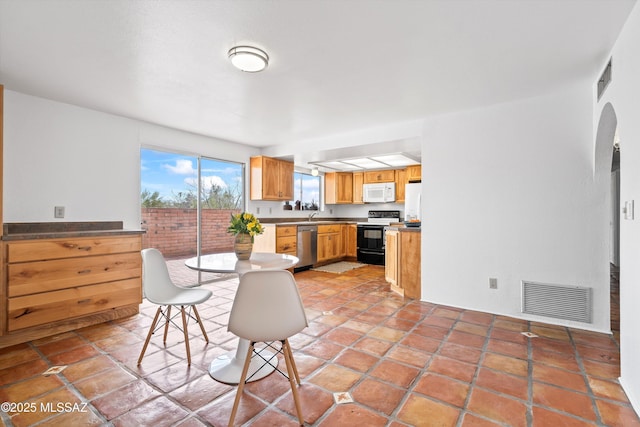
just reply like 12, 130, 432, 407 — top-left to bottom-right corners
256, 207, 260, 214
489, 277, 498, 289
269, 207, 272, 214
54, 206, 65, 218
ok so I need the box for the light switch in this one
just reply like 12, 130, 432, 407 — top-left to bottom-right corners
623, 200, 635, 220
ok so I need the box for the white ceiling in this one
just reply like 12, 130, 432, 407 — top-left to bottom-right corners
0, 0, 636, 160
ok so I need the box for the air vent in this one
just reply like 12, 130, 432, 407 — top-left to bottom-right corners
597, 59, 612, 101
522, 281, 592, 323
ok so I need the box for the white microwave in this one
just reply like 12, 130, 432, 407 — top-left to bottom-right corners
363, 183, 395, 203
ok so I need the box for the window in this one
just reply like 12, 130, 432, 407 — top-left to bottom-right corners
140, 148, 243, 210
289, 172, 320, 210
140, 148, 244, 280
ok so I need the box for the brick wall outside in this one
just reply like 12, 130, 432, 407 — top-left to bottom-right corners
141, 208, 240, 258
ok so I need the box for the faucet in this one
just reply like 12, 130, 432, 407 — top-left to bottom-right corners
308, 212, 319, 221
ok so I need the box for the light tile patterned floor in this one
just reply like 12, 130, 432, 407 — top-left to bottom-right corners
0, 262, 637, 426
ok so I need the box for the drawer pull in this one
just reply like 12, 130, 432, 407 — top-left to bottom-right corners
63, 243, 77, 249
77, 299, 92, 305
77, 269, 92, 274
14, 308, 32, 319
77, 246, 92, 251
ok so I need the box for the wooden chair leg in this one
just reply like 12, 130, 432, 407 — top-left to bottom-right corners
284, 338, 301, 385
137, 307, 162, 365
163, 305, 172, 344
180, 306, 191, 365
228, 342, 255, 427
283, 340, 304, 425
193, 305, 209, 342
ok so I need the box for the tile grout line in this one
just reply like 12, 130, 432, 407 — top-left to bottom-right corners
568, 327, 606, 426
299, 274, 410, 426
454, 312, 499, 427
23, 333, 112, 427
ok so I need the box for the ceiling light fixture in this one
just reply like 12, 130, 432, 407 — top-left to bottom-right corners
311, 168, 319, 176
228, 46, 269, 72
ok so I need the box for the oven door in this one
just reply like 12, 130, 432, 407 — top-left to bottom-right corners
357, 224, 386, 265
357, 225, 384, 250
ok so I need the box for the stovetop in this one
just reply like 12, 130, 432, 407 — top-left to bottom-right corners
358, 210, 401, 226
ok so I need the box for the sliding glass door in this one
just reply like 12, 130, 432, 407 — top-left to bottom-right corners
140, 148, 244, 285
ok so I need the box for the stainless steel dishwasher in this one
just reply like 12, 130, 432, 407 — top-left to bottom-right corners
296, 224, 317, 270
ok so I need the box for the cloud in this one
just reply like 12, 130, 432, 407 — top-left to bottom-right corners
202, 166, 241, 175
163, 159, 195, 175
184, 175, 228, 190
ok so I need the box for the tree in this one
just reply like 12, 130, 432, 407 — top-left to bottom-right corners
141, 189, 166, 207
141, 177, 242, 209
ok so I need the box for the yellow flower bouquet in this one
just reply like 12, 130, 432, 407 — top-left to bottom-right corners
227, 212, 264, 241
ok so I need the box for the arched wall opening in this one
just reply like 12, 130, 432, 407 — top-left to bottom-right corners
594, 102, 619, 337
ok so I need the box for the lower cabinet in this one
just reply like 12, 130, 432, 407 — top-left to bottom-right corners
385, 229, 399, 289
255, 221, 357, 267
317, 224, 342, 263
276, 225, 297, 256
385, 229, 421, 299
1, 234, 143, 348
345, 224, 357, 258
399, 231, 421, 299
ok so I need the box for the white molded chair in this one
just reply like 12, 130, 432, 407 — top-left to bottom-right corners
137, 248, 212, 366
227, 269, 308, 427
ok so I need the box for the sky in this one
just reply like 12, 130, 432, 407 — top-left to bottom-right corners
140, 148, 243, 202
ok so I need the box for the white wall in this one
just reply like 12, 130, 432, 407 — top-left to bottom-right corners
3, 90, 259, 229
420, 83, 610, 332
596, 1, 640, 413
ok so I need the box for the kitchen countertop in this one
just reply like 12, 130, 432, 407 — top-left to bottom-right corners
2, 221, 146, 241
386, 224, 422, 232
259, 218, 364, 226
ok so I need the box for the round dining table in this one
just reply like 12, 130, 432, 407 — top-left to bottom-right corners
185, 252, 299, 384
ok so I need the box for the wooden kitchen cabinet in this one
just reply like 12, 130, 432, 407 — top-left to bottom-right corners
352, 172, 364, 204
2, 234, 142, 347
345, 224, 357, 258
250, 156, 294, 201
317, 224, 341, 263
395, 169, 406, 203
385, 229, 399, 289
400, 230, 421, 299
385, 228, 421, 299
406, 165, 422, 182
325, 172, 353, 204
364, 169, 396, 183
276, 225, 297, 256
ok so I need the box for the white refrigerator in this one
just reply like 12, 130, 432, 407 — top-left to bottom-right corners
404, 183, 422, 221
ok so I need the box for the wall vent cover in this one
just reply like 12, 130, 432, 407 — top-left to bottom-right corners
522, 281, 592, 323
597, 58, 612, 101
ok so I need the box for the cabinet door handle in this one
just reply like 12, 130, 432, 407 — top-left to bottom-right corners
77, 269, 92, 274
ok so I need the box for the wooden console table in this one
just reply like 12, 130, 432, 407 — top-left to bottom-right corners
0, 221, 145, 349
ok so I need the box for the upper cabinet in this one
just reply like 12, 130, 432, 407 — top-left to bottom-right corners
395, 169, 406, 203
406, 165, 422, 182
323, 166, 420, 205
250, 156, 294, 201
352, 172, 364, 204
364, 170, 396, 183
325, 172, 353, 204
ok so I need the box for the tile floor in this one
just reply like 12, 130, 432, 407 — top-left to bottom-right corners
0, 262, 638, 427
